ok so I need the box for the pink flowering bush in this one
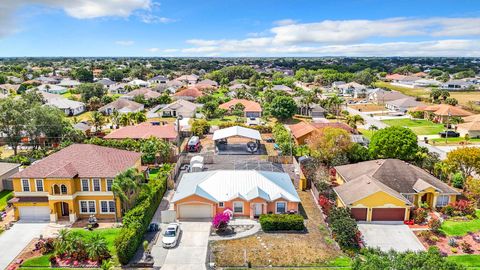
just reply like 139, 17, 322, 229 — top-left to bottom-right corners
212, 212, 230, 231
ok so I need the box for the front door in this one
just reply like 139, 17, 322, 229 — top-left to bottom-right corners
254, 204, 262, 216
61, 202, 69, 216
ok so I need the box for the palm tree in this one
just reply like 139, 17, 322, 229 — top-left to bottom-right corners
119, 113, 133, 126
368, 125, 379, 132
434, 162, 453, 183
85, 234, 109, 262
133, 111, 147, 124
346, 115, 365, 129
90, 111, 105, 134
111, 110, 120, 129
112, 168, 143, 212
54, 229, 70, 256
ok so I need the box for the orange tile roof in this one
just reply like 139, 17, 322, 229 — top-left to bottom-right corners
457, 121, 480, 131
219, 99, 262, 112
288, 122, 316, 139
412, 104, 473, 117
311, 122, 356, 134
12, 144, 141, 178
173, 87, 203, 98
104, 122, 178, 140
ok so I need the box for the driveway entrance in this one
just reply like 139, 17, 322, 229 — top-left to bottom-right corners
152, 221, 211, 270
358, 224, 425, 252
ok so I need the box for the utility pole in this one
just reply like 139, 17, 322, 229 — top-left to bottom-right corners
445, 111, 451, 144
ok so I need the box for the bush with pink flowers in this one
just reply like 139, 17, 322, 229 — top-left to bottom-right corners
212, 212, 231, 231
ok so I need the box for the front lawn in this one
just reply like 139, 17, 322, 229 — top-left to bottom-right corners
381, 118, 444, 135
440, 210, 480, 236
210, 190, 345, 267
358, 129, 376, 140
0, 190, 12, 210
67, 111, 93, 122
430, 137, 480, 145
21, 254, 51, 267
207, 116, 244, 126
446, 255, 480, 269
69, 228, 120, 253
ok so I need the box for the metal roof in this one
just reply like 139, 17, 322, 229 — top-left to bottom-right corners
212, 126, 262, 141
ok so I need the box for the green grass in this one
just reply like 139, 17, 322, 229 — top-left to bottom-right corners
207, 116, 244, 126
70, 228, 120, 253
381, 118, 445, 135
21, 254, 51, 267
446, 255, 480, 269
440, 210, 480, 236
0, 190, 12, 210
430, 137, 480, 143
67, 111, 93, 122
358, 129, 376, 140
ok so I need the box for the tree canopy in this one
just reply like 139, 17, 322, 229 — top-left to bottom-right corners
268, 95, 297, 120
369, 126, 418, 161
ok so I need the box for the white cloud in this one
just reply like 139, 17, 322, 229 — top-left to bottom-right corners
115, 40, 135, 46
139, 13, 175, 23
273, 19, 297, 26
147, 47, 160, 52
180, 17, 480, 56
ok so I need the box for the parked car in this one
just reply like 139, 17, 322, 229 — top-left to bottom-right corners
162, 223, 181, 248
186, 136, 201, 152
439, 130, 460, 138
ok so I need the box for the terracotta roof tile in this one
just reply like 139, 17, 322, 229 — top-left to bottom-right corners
219, 99, 262, 112
104, 122, 178, 140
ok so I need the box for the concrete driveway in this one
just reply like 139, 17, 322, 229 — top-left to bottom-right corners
152, 221, 211, 270
358, 224, 425, 252
0, 222, 48, 269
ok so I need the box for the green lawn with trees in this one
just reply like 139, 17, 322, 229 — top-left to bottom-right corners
381, 118, 444, 135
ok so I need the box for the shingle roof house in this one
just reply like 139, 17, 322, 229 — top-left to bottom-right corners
333, 159, 460, 222
104, 122, 178, 142
99, 99, 144, 115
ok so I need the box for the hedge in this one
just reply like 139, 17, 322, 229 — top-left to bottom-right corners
217, 122, 272, 133
114, 175, 167, 264
259, 214, 305, 231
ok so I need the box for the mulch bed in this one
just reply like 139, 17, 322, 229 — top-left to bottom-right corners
210, 225, 254, 237
416, 232, 480, 255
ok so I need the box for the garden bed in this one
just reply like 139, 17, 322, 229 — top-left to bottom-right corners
210, 224, 254, 237
416, 231, 480, 255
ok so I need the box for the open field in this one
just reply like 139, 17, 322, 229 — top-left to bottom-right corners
450, 91, 480, 109
210, 190, 345, 267
374, 81, 430, 98
381, 118, 444, 135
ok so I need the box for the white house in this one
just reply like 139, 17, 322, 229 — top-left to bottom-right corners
129, 79, 150, 87
37, 84, 68, 94
441, 80, 474, 91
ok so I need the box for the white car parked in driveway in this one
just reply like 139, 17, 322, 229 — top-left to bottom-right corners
162, 223, 181, 248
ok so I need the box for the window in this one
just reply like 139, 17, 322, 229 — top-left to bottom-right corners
93, 179, 100, 192
106, 179, 113, 192
22, 179, 30, 192
81, 179, 89, 191
403, 194, 414, 203
276, 202, 287, 214
436, 195, 450, 207
218, 202, 224, 208
88, 201, 96, 213
35, 179, 44, 192
100, 201, 115, 213
233, 202, 243, 214
60, 185, 67, 194
80, 201, 88, 213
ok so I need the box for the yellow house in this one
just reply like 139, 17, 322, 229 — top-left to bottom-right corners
333, 159, 460, 222
10, 144, 142, 223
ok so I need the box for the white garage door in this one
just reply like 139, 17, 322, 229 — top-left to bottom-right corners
178, 204, 212, 219
19, 206, 50, 222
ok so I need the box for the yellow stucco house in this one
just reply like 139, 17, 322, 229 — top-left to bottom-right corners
333, 159, 460, 222
10, 144, 141, 223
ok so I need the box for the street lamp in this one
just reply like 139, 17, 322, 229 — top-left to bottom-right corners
176, 115, 183, 154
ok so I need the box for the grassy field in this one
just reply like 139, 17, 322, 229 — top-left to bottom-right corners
207, 116, 244, 126
440, 210, 480, 236
446, 255, 480, 269
381, 118, 444, 135
374, 81, 430, 98
0, 190, 12, 210
67, 111, 93, 122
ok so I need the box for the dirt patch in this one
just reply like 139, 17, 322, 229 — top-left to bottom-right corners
210, 190, 343, 267
349, 104, 386, 112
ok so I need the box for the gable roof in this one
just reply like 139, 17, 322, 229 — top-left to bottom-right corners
0, 162, 21, 176
386, 97, 424, 108
160, 99, 198, 112
104, 122, 177, 140
212, 126, 262, 141
335, 159, 459, 195
123, 88, 161, 100
456, 121, 480, 132
99, 99, 143, 112
12, 144, 141, 178
219, 99, 262, 112
288, 122, 316, 139
173, 87, 203, 98
172, 170, 300, 203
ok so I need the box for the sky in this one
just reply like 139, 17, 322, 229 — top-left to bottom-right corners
0, 0, 480, 57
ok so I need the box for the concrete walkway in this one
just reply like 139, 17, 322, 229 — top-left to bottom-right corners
209, 219, 261, 241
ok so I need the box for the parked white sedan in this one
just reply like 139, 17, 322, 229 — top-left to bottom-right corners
162, 223, 181, 248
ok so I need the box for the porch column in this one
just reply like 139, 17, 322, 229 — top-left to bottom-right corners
69, 213, 77, 223
249, 203, 254, 219
431, 193, 438, 209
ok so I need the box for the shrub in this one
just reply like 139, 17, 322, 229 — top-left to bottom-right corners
115, 175, 167, 264
443, 200, 476, 217
318, 195, 332, 215
451, 172, 465, 189
460, 241, 473, 253
191, 119, 211, 136
212, 212, 230, 231
328, 207, 360, 251
259, 214, 304, 231
428, 235, 439, 243
418, 230, 432, 240
428, 218, 442, 233
448, 238, 458, 247
451, 247, 458, 253
35, 238, 54, 255
413, 207, 428, 224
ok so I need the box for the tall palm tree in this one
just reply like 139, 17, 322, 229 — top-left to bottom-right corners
112, 168, 143, 212
434, 162, 454, 183
346, 115, 365, 129
90, 111, 105, 134
111, 110, 120, 129
133, 112, 147, 124
119, 113, 132, 126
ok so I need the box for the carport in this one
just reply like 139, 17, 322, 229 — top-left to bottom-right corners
212, 126, 266, 155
